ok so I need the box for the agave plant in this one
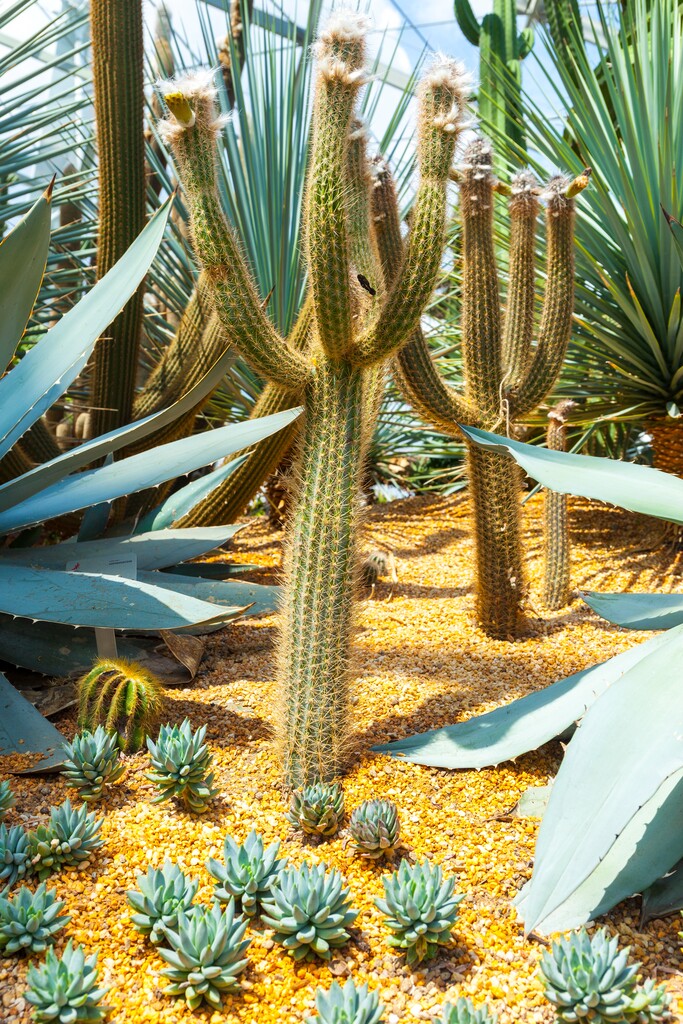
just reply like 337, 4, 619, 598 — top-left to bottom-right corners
375, 426, 683, 931
261, 862, 357, 962
375, 858, 463, 965
206, 830, 287, 918
146, 718, 218, 813
24, 939, 109, 1023
157, 900, 250, 1009
60, 726, 124, 802
126, 860, 198, 944
0, 186, 298, 683
286, 784, 345, 838
539, 928, 671, 1023
306, 979, 384, 1024
0, 882, 70, 955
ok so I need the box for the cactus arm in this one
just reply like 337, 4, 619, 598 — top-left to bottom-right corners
353, 59, 468, 366
304, 24, 368, 360
460, 140, 503, 425
502, 171, 540, 388
454, 0, 481, 46
543, 399, 577, 610
89, 0, 146, 435
368, 156, 475, 430
159, 76, 313, 391
346, 121, 384, 305
177, 296, 314, 526
510, 174, 584, 417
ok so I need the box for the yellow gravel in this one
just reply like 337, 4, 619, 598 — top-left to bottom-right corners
1, 493, 682, 1023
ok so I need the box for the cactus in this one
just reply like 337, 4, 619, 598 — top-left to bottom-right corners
89, 0, 145, 436
306, 979, 384, 1024
126, 860, 198, 944
146, 718, 218, 813
378, 143, 588, 638
543, 399, 577, 610
27, 801, 104, 881
206, 830, 287, 918
0, 882, 70, 955
539, 927, 672, 1023
25, 940, 110, 1023
260, 862, 357, 961
375, 858, 463, 965
437, 997, 497, 1024
157, 901, 250, 1009
0, 779, 14, 821
348, 799, 400, 859
76, 658, 165, 753
157, 15, 465, 785
0, 824, 30, 888
60, 726, 125, 802
286, 783, 345, 838
454, 0, 533, 160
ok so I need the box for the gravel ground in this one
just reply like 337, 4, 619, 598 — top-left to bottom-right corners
1, 492, 682, 1023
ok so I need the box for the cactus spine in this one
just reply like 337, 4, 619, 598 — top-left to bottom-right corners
454, 0, 533, 160
383, 143, 587, 638
543, 399, 577, 610
89, 0, 146, 436
158, 17, 465, 784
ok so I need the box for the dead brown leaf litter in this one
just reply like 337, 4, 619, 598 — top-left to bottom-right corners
1, 493, 682, 1023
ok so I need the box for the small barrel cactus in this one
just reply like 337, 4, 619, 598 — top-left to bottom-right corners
0, 823, 30, 888
76, 657, 164, 752
146, 718, 218, 813
375, 858, 463, 965
60, 726, 125, 802
348, 799, 400, 858
0, 882, 70, 955
0, 779, 15, 821
126, 860, 198, 944
25, 939, 109, 1022
438, 997, 497, 1024
539, 927, 672, 1023
157, 900, 250, 1009
261, 862, 357, 961
27, 800, 104, 881
286, 783, 344, 837
306, 979, 384, 1024
206, 830, 287, 918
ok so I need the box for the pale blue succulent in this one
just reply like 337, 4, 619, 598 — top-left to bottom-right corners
206, 830, 287, 917
261, 862, 357, 961
306, 979, 384, 1024
25, 940, 109, 1023
126, 860, 198, 944
375, 858, 463, 965
0, 882, 70, 955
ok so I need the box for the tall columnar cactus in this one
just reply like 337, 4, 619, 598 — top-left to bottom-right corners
543, 399, 577, 610
378, 142, 588, 638
157, 15, 466, 784
89, 0, 146, 436
454, 0, 533, 160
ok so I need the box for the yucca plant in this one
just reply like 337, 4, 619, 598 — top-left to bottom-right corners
539, 928, 671, 1023
286, 784, 345, 838
206, 830, 286, 918
60, 726, 124, 802
0, 824, 30, 889
0, 780, 14, 820
261, 862, 357, 962
0, 882, 70, 955
437, 997, 497, 1024
307, 979, 384, 1024
146, 718, 218, 813
375, 859, 463, 965
498, 0, 683, 470
76, 659, 164, 753
157, 900, 250, 1009
126, 860, 198, 944
27, 800, 103, 881
348, 799, 400, 859
25, 939, 109, 1023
